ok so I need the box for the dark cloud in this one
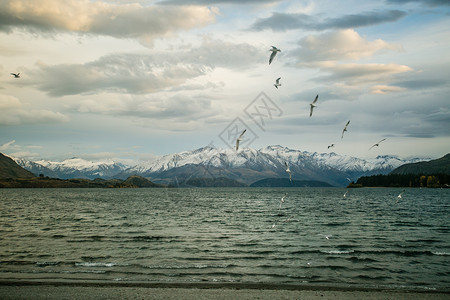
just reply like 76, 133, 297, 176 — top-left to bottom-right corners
250, 10, 406, 32
393, 79, 449, 90
386, 0, 450, 6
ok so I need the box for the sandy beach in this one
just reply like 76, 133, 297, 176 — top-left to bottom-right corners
0, 281, 448, 300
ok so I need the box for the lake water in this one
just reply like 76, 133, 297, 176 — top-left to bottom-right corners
0, 187, 449, 291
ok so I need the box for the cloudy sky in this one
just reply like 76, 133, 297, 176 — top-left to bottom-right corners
1, 0, 449, 164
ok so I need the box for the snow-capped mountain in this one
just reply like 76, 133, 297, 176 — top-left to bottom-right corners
116, 145, 427, 186
15, 157, 128, 179
13, 145, 427, 186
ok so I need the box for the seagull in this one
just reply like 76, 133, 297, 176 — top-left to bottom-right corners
341, 120, 350, 139
309, 94, 319, 117
280, 192, 287, 208
10, 72, 20, 78
269, 46, 281, 65
396, 190, 405, 203
369, 138, 387, 150
274, 77, 281, 89
235, 129, 246, 151
328, 144, 335, 149
284, 162, 292, 182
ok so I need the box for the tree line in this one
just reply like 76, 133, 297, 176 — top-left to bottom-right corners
356, 173, 450, 188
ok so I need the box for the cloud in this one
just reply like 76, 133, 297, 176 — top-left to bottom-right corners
0, 94, 69, 125
288, 30, 411, 92
250, 10, 406, 32
28, 38, 264, 97
314, 62, 413, 84
0, 140, 19, 151
370, 85, 407, 94
292, 29, 403, 64
160, 0, 277, 4
0, 0, 216, 42
386, 0, 450, 7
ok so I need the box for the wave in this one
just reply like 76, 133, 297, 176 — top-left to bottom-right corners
432, 251, 450, 256
320, 250, 355, 254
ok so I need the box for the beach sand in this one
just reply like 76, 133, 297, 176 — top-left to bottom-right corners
0, 282, 448, 300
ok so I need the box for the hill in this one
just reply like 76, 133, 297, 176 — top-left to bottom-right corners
0, 175, 166, 188
390, 153, 450, 175
356, 154, 450, 188
0, 153, 35, 179
250, 178, 333, 187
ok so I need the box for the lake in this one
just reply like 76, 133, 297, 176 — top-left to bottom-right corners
0, 187, 448, 291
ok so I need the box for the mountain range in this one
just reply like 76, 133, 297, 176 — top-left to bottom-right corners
11, 145, 428, 187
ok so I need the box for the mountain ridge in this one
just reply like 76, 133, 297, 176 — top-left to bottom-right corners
12, 145, 430, 187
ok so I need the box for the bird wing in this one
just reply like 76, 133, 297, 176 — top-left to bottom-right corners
312, 94, 319, 104
269, 51, 277, 64
235, 139, 240, 151
368, 144, 376, 150
309, 104, 314, 117
238, 129, 246, 139
275, 77, 281, 84
378, 138, 386, 144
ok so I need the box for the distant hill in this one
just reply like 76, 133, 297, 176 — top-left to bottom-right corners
0, 153, 35, 179
390, 153, 450, 175
124, 175, 165, 188
184, 177, 247, 187
0, 175, 165, 188
250, 178, 333, 187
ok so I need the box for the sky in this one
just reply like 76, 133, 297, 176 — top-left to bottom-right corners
0, 0, 449, 164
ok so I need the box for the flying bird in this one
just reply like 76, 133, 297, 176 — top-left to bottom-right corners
343, 190, 348, 198
369, 138, 387, 150
10, 73, 20, 78
280, 193, 287, 208
235, 129, 246, 151
284, 162, 292, 182
269, 46, 281, 65
341, 120, 350, 139
274, 77, 281, 89
328, 144, 335, 149
397, 190, 405, 199
309, 94, 319, 117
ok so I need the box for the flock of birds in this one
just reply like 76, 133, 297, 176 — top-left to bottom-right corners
237, 45, 401, 228
10, 46, 403, 228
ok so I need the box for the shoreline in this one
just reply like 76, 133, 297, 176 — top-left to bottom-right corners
0, 280, 449, 300
0, 279, 448, 292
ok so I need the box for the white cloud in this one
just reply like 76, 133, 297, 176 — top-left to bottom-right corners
0, 140, 19, 151
370, 85, 407, 94
0, 0, 216, 43
293, 29, 403, 65
0, 93, 69, 125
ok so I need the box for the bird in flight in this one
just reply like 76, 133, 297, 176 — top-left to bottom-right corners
328, 144, 335, 149
341, 120, 350, 139
284, 162, 292, 182
274, 77, 281, 89
309, 94, 319, 117
278, 193, 287, 211
10, 73, 20, 78
369, 138, 387, 150
269, 46, 281, 65
235, 129, 246, 151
